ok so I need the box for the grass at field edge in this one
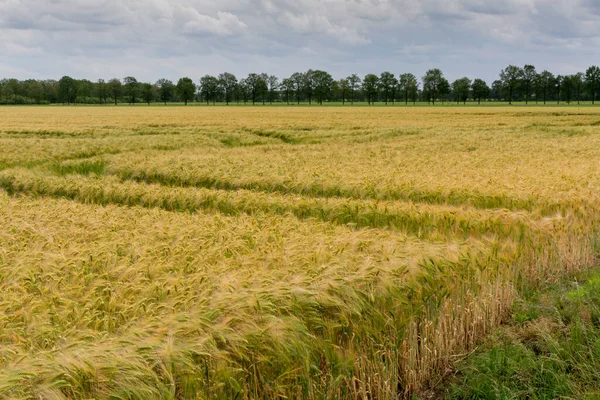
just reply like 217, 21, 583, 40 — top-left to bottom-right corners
435, 266, 600, 399
2, 102, 600, 107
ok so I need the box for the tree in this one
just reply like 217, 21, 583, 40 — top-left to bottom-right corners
471, 79, 490, 104
555, 75, 563, 104
244, 73, 264, 105
141, 83, 154, 105
266, 75, 279, 104
438, 78, 451, 104
491, 80, 503, 101
290, 72, 304, 104
258, 73, 270, 105
398, 73, 418, 105
585, 66, 600, 104
572, 73, 584, 104
522, 64, 537, 104
218, 73, 237, 105
0, 79, 6, 102
123, 76, 139, 105
238, 78, 251, 104
347, 74, 361, 105
378, 72, 397, 105
156, 79, 174, 105
176, 77, 196, 105
96, 79, 107, 104
41, 80, 58, 103
303, 70, 316, 105
281, 78, 294, 105
4, 78, 21, 103
58, 76, 77, 104
338, 78, 349, 104
232, 81, 242, 104
362, 74, 379, 105
24, 80, 36, 104
422, 69, 445, 105
78, 79, 93, 103
108, 78, 122, 105
199, 75, 219, 105
24, 79, 43, 104
312, 70, 334, 104
561, 75, 573, 104
452, 77, 472, 104
536, 71, 554, 105
499, 65, 523, 105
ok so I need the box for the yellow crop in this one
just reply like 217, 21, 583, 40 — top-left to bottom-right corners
0, 106, 599, 398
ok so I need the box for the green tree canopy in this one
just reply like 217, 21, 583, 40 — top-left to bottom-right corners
586, 66, 600, 104
156, 79, 174, 105
362, 74, 379, 105
176, 77, 196, 105
422, 69, 445, 105
471, 79, 490, 104
123, 76, 139, 105
499, 65, 523, 104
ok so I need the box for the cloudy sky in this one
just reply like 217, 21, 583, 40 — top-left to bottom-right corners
1, 0, 599, 83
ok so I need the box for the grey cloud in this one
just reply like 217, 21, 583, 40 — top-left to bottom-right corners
0, 0, 598, 83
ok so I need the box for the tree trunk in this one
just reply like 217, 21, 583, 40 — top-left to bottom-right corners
543, 90, 546, 105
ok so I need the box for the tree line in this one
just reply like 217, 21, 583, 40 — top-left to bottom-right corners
1, 65, 599, 105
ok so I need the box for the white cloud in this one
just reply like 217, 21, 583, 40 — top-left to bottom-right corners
4, 41, 43, 56
277, 11, 370, 44
181, 10, 247, 36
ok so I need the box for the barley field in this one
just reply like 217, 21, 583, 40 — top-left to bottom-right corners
1, 106, 599, 399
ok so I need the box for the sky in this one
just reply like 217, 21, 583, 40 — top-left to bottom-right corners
1, 0, 599, 83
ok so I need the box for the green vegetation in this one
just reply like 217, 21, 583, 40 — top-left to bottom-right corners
2, 65, 599, 106
445, 270, 600, 399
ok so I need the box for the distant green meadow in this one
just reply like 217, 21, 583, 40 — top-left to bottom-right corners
7, 101, 598, 107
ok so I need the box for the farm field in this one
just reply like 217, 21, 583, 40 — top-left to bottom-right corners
1, 106, 600, 399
